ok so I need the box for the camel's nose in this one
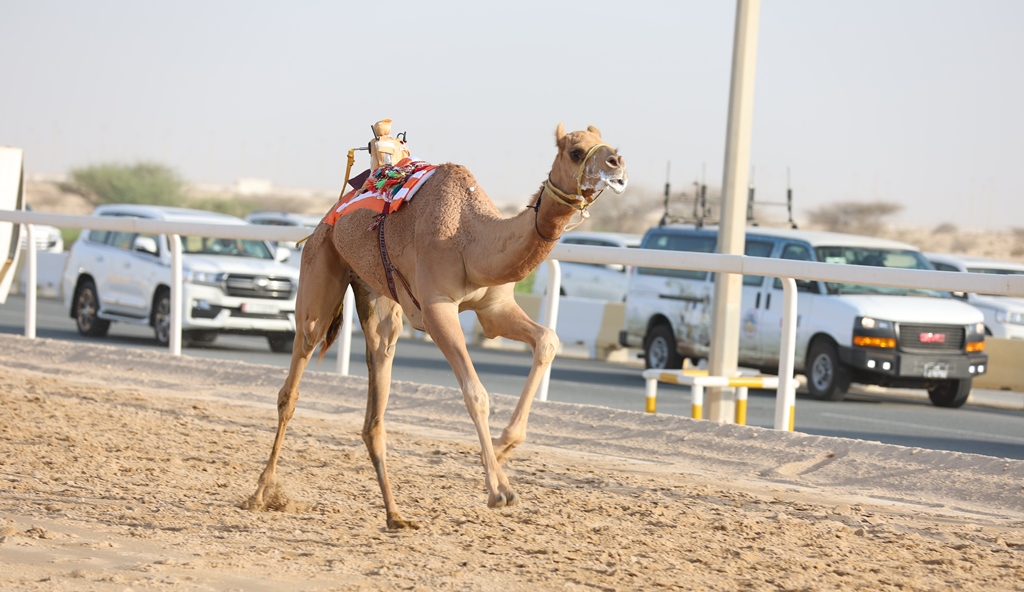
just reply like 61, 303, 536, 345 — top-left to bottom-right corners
606, 154, 624, 169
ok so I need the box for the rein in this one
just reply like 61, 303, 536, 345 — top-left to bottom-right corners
529, 142, 612, 242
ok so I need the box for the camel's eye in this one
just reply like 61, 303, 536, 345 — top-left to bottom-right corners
570, 148, 585, 162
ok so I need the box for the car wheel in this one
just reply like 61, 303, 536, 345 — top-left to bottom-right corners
806, 339, 851, 401
184, 330, 217, 346
927, 379, 971, 408
74, 279, 110, 337
152, 290, 171, 346
268, 332, 295, 353
644, 324, 684, 370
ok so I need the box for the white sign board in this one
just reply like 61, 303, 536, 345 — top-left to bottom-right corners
0, 147, 25, 304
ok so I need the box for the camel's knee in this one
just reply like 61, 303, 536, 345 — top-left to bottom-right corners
276, 387, 298, 421
535, 327, 559, 365
500, 427, 526, 450
462, 383, 490, 417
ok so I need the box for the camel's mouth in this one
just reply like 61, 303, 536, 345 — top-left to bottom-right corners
602, 173, 628, 195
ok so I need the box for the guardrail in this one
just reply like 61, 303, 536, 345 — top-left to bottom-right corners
5, 210, 1024, 431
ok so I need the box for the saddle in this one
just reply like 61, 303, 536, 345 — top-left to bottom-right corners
323, 119, 434, 310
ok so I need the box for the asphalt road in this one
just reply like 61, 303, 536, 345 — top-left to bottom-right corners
4, 294, 1024, 460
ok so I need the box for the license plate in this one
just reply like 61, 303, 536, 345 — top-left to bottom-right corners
923, 362, 949, 379
241, 302, 278, 315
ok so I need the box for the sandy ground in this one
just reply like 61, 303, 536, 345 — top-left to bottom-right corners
2, 334, 1024, 591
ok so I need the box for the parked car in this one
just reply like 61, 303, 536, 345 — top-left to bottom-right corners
20, 204, 64, 253
62, 205, 301, 352
531, 231, 642, 301
244, 210, 322, 255
925, 252, 1024, 340
619, 225, 988, 407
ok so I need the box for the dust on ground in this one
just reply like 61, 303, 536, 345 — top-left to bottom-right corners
1, 334, 1023, 591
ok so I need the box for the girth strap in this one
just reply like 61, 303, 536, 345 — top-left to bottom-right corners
373, 207, 421, 311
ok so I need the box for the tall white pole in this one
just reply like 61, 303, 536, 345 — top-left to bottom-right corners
707, 0, 761, 422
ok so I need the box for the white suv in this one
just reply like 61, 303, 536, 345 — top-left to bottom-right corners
244, 210, 322, 265
61, 205, 301, 351
926, 253, 1024, 340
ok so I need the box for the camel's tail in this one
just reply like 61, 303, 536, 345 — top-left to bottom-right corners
316, 300, 346, 363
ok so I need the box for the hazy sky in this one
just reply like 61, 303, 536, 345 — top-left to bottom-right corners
3, 1, 1023, 229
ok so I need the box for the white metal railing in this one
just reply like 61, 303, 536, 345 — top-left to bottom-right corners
5, 210, 1024, 430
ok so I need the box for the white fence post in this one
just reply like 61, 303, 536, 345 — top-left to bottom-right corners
536, 259, 562, 402
337, 286, 355, 375
24, 224, 37, 339
774, 277, 798, 431
170, 234, 183, 355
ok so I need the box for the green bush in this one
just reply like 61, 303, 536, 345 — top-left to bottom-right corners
70, 162, 184, 206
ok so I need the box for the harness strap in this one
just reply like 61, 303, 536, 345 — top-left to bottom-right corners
374, 208, 421, 311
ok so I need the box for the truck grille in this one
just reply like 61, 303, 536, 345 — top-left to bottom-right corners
897, 324, 964, 352
224, 275, 294, 300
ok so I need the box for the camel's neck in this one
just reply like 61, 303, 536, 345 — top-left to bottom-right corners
467, 185, 579, 286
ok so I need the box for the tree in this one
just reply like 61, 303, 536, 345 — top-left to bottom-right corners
806, 201, 903, 236
69, 162, 184, 206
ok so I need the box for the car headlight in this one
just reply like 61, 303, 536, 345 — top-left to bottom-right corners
995, 311, 1024, 326
184, 270, 227, 286
853, 316, 896, 349
966, 321, 986, 352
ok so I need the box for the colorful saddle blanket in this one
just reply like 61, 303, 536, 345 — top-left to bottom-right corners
324, 158, 436, 225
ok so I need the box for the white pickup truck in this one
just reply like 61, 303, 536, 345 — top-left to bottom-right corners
62, 204, 301, 352
619, 225, 988, 408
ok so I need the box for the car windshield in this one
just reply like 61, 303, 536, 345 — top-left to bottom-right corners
815, 246, 947, 297
966, 266, 1024, 296
181, 236, 274, 259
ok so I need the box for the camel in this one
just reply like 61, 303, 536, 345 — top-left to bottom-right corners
245, 123, 628, 529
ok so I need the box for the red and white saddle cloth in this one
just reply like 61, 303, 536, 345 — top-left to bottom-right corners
324, 157, 436, 226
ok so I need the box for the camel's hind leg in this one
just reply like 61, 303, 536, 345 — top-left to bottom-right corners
476, 299, 559, 464
246, 233, 349, 511
353, 283, 417, 529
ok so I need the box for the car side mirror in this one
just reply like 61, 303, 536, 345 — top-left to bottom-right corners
607, 263, 626, 273
275, 246, 291, 263
133, 236, 158, 256
952, 291, 967, 300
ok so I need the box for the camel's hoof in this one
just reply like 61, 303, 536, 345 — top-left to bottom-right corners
487, 489, 518, 508
386, 516, 421, 530
242, 483, 305, 512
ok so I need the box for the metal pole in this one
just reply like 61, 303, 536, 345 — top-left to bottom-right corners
170, 234, 182, 355
536, 260, 562, 402
24, 225, 37, 338
707, 0, 761, 422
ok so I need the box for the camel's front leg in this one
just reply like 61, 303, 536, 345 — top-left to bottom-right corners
476, 301, 559, 464
422, 300, 517, 509
356, 286, 419, 529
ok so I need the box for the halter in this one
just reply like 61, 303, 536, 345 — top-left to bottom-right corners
530, 142, 613, 241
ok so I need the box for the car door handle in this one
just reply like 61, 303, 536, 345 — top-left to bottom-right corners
765, 293, 772, 309
755, 293, 761, 308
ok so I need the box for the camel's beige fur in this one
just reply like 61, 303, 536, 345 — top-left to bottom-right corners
245, 123, 628, 529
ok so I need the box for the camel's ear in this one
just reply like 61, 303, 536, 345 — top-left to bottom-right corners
555, 122, 566, 144
587, 125, 601, 137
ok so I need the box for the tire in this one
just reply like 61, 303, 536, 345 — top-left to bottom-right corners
644, 324, 684, 370
73, 279, 110, 337
152, 290, 171, 346
806, 339, 851, 401
928, 379, 971, 408
268, 332, 295, 353
184, 330, 218, 346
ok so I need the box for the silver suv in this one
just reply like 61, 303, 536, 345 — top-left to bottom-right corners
61, 205, 300, 351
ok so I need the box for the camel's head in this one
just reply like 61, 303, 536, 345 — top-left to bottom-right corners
549, 123, 628, 204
